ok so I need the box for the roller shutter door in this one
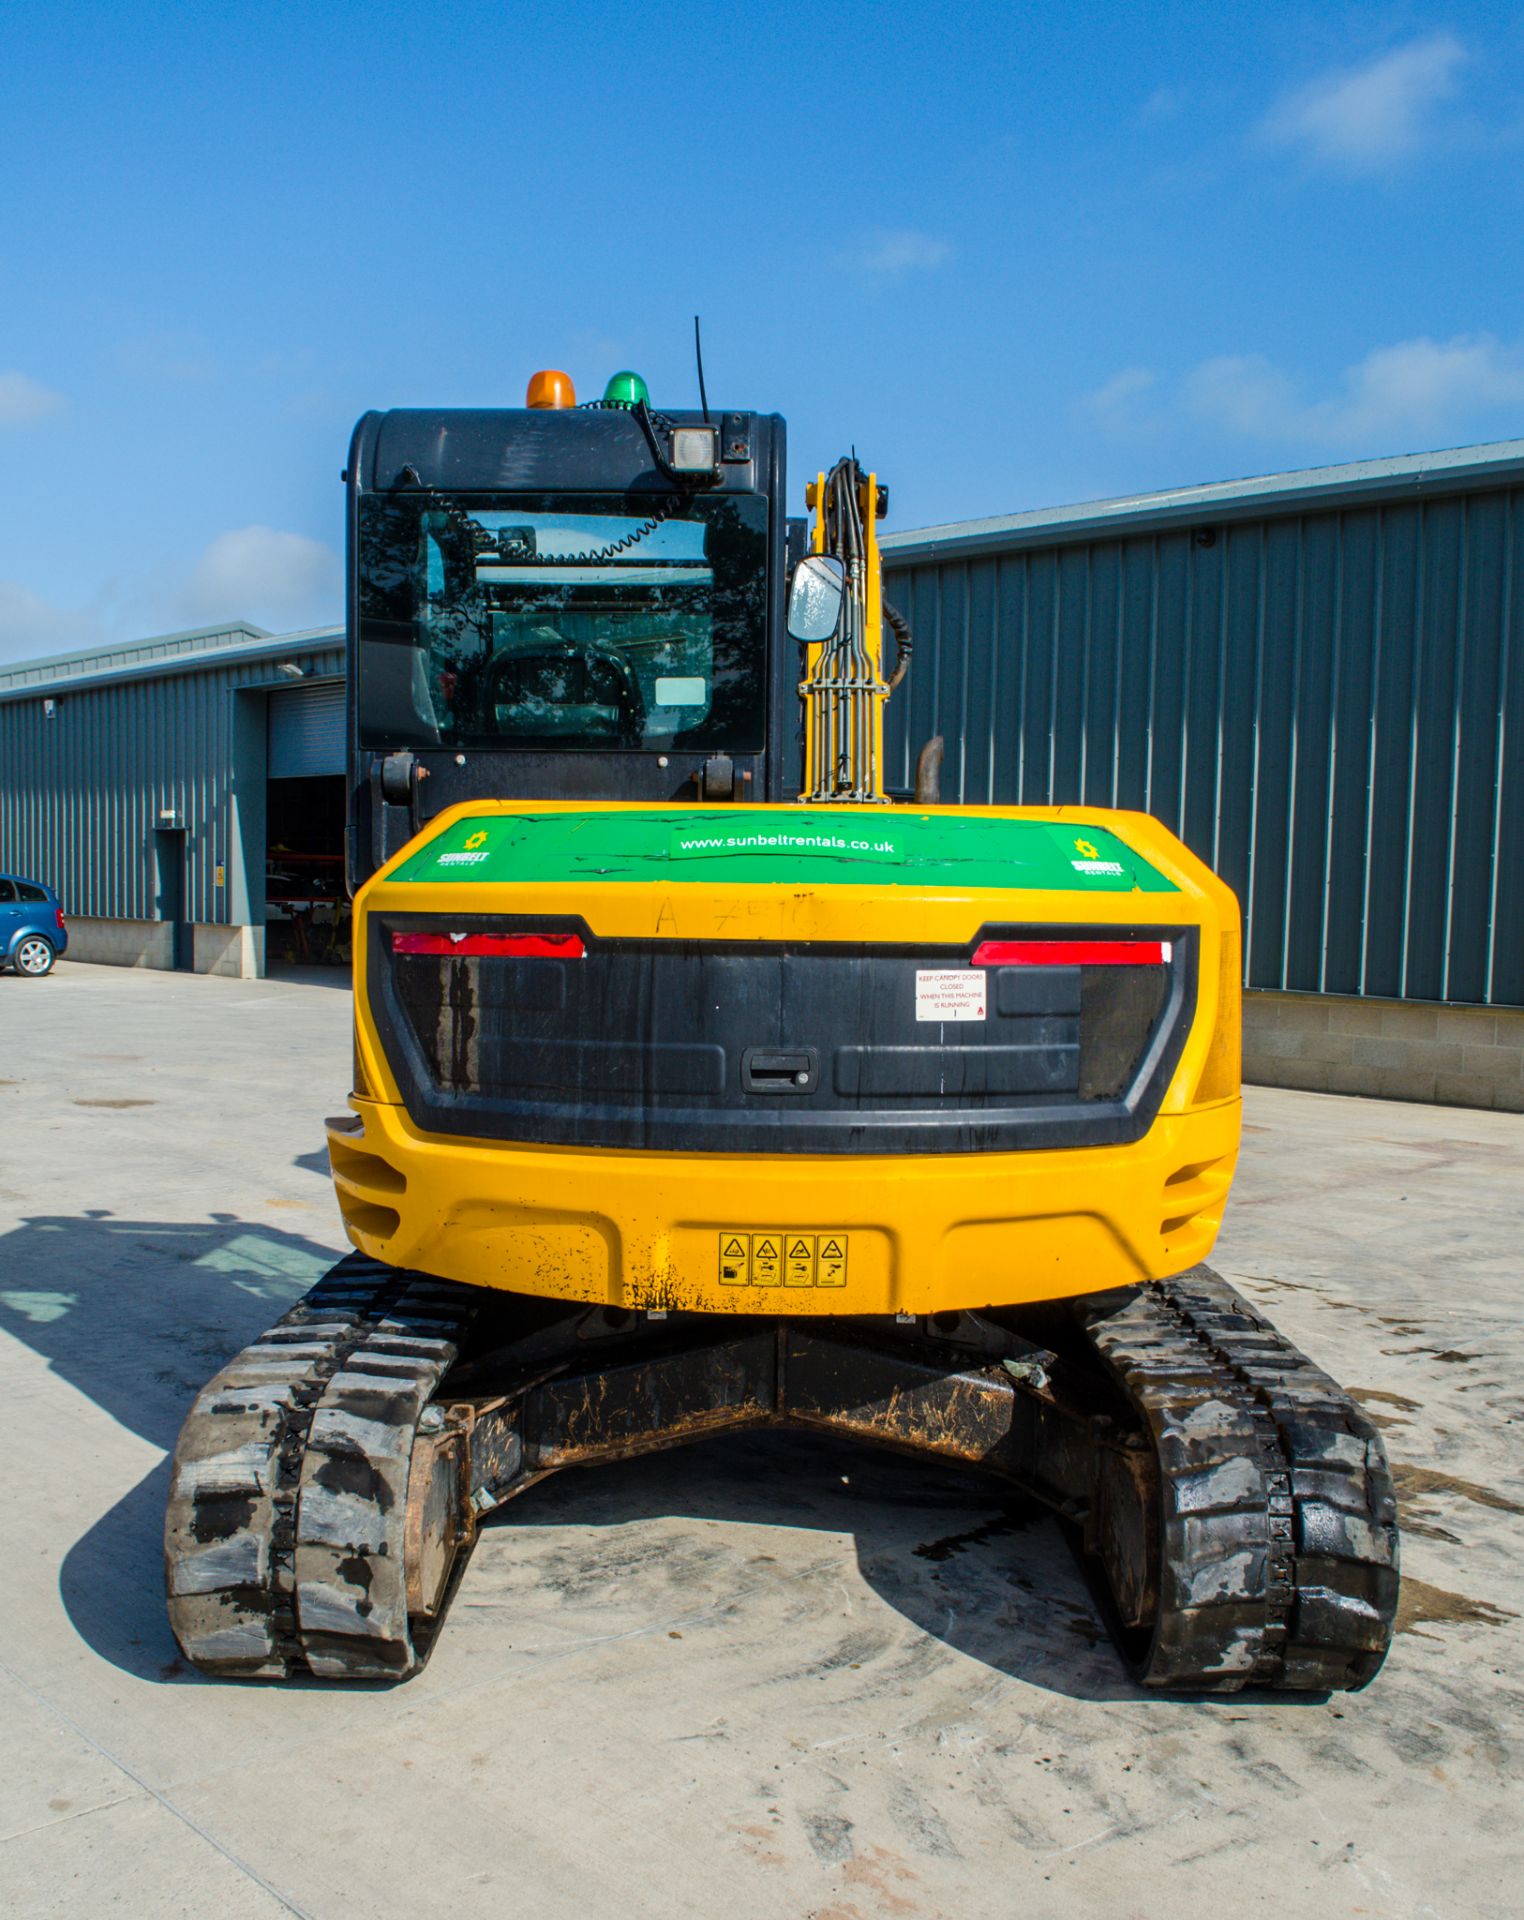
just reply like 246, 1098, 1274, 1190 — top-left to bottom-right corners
268, 680, 346, 778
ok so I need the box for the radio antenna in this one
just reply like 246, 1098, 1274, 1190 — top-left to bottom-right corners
693, 315, 711, 423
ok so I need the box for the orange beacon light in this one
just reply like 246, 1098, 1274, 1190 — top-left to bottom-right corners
526, 369, 576, 408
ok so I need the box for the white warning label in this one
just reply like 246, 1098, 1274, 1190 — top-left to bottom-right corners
915, 969, 987, 1022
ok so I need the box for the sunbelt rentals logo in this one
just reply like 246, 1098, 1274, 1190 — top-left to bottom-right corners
1070, 834, 1123, 878
437, 827, 491, 868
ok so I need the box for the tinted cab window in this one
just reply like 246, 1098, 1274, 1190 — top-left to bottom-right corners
358, 492, 769, 755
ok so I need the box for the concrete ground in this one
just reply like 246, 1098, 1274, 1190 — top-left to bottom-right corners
1, 964, 1521, 1920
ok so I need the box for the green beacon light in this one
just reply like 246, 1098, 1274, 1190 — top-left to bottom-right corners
602, 370, 650, 408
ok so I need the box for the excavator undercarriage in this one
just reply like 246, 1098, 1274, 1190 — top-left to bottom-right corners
167, 1254, 1396, 1690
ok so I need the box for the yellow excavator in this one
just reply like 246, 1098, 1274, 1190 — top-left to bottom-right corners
165, 368, 1398, 1690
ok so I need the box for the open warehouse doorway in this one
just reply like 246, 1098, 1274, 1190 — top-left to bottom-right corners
265, 678, 349, 971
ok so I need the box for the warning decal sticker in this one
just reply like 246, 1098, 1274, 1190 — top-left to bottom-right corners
751, 1235, 783, 1286
718, 1231, 849, 1288
914, 969, 987, 1022
816, 1237, 848, 1287
784, 1237, 816, 1287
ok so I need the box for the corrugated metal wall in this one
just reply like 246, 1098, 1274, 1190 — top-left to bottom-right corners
0, 643, 343, 925
885, 485, 1524, 1007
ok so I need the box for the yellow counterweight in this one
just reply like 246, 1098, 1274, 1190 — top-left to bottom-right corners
329, 799, 1242, 1318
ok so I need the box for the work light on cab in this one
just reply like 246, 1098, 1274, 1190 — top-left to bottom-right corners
670, 423, 720, 473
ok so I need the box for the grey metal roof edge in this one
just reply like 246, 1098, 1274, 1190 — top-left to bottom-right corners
0, 627, 345, 704
881, 438, 1524, 564
0, 619, 275, 686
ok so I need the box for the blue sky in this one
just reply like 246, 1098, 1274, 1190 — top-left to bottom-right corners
3, 1, 1523, 662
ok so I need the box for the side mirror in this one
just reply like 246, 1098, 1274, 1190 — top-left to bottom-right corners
787, 553, 846, 643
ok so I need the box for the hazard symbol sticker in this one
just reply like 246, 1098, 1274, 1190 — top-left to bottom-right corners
816, 1236, 848, 1287
751, 1234, 783, 1285
784, 1236, 816, 1287
717, 1231, 849, 1288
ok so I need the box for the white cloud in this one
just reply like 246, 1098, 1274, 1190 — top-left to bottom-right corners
173, 526, 342, 631
1183, 355, 1304, 437
844, 229, 953, 277
0, 371, 66, 428
1187, 334, 1524, 444
1261, 33, 1466, 170
0, 581, 103, 665
1083, 366, 1159, 429
0, 525, 342, 667
1088, 332, 1524, 454
1324, 334, 1524, 438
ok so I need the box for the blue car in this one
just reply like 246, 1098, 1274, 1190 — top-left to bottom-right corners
0, 872, 68, 977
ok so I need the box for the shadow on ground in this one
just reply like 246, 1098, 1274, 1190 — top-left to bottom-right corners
264, 964, 351, 991
5, 1211, 1204, 1706
472, 1429, 1153, 1702
0, 1211, 345, 1684
0, 1211, 344, 1451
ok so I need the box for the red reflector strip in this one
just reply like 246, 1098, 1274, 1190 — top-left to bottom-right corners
391, 932, 585, 959
972, 939, 1171, 967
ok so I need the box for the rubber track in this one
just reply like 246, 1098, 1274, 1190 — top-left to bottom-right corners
165, 1253, 479, 1681
1084, 1265, 1399, 1692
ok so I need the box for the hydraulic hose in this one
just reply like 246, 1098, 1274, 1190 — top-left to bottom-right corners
808, 459, 879, 801
884, 600, 913, 692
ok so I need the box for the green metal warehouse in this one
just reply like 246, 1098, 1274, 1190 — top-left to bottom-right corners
0, 621, 344, 977
882, 438, 1523, 1112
